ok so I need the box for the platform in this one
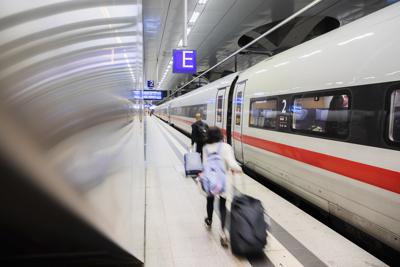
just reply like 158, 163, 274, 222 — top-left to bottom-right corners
144, 116, 387, 267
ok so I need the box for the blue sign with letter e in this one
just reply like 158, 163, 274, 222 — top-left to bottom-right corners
173, 49, 197, 73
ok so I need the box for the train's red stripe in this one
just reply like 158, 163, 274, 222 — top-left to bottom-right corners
166, 117, 400, 193
234, 132, 400, 194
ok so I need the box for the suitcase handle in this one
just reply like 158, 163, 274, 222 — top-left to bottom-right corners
232, 172, 246, 197
188, 144, 194, 153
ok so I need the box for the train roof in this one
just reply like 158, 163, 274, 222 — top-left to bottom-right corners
238, 2, 400, 96
157, 72, 238, 108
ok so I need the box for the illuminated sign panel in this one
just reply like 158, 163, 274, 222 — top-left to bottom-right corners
173, 49, 197, 73
132, 90, 165, 100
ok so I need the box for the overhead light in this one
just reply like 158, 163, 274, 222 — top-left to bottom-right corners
189, 11, 200, 24
199, 0, 208, 4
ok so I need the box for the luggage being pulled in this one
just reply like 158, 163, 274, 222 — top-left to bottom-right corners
230, 194, 267, 256
184, 150, 202, 177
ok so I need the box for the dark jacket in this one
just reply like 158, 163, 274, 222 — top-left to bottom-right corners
191, 120, 209, 145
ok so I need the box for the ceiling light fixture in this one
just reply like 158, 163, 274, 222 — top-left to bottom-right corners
189, 11, 200, 24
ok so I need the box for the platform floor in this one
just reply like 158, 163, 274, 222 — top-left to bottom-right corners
144, 116, 387, 267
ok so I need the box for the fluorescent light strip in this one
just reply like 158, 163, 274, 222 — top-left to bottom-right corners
189, 11, 200, 24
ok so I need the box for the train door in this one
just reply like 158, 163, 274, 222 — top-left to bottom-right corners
215, 88, 226, 128
232, 81, 246, 163
226, 76, 239, 145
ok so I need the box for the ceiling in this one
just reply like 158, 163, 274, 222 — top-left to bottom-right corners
143, 0, 397, 94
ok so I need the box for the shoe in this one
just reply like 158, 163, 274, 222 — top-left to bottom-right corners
220, 231, 228, 247
204, 218, 212, 229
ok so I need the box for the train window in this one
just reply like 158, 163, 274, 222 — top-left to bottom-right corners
389, 89, 400, 142
200, 104, 207, 120
217, 95, 223, 122
249, 98, 277, 129
235, 91, 243, 126
171, 104, 207, 119
292, 93, 350, 138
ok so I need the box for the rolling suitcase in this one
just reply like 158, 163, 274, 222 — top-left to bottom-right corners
184, 150, 202, 177
230, 177, 267, 256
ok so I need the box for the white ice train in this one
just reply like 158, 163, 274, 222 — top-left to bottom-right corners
155, 3, 400, 251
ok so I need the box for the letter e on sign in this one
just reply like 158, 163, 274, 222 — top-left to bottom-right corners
173, 49, 197, 73
182, 51, 194, 68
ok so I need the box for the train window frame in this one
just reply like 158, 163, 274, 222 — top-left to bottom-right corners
216, 94, 223, 123
388, 88, 400, 143
169, 104, 207, 120
291, 90, 351, 139
235, 91, 243, 126
249, 97, 278, 130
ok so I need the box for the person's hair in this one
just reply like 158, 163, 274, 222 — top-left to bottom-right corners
206, 126, 223, 144
195, 113, 202, 120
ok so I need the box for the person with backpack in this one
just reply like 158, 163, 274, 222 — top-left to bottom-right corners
191, 113, 208, 159
200, 126, 242, 246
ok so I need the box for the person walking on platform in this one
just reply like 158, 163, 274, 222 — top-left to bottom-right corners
201, 127, 242, 246
191, 113, 208, 159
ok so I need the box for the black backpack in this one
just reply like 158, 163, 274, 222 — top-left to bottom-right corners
197, 122, 208, 143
